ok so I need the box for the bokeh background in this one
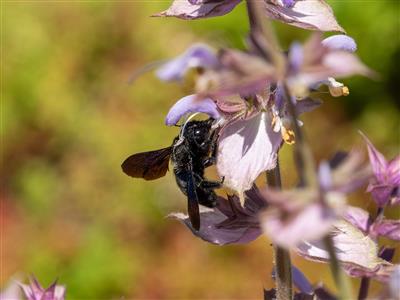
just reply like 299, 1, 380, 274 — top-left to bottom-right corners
2, 1, 399, 299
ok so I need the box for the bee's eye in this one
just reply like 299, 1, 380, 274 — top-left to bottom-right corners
195, 129, 201, 135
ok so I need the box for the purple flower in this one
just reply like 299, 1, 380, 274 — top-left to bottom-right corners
344, 206, 400, 241
260, 189, 344, 249
18, 277, 65, 300
264, 0, 345, 32
155, 0, 344, 33
198, 48, 277, 97
260, 150, 370, 249
296, 220, 394, 282
169, 186, 266, 245
322, 35, 357, 52
215, 86, 321, 196
156, 44, 218, 82
153, 0, 242, 20
165, 94, 221, 126
360, 132, 400, 206
286, 34, 371, 98
371, 219, 400, 241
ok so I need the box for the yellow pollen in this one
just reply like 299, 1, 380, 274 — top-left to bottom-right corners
282, 127, 295, 145
342, 86, 350, 96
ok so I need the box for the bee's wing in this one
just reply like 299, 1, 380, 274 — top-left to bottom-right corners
121, 147, 173, 180
186, 162, 200, 231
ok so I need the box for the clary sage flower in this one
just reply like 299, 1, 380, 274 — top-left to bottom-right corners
154, 0, 345, 33
361, 132, 400, 207
170, 186, 266, 245
260, 150, 371, 248
19, 277, 65, 300
157, 33, 366, 196
0, 276, 65, 300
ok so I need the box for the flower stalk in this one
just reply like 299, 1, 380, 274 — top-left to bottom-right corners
246, 1, 294, 298
267, 162, 293, 300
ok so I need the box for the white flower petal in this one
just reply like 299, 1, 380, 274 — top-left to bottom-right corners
297, 221, 388, 272
265, 0, 345, 33
216, 112, 282, 195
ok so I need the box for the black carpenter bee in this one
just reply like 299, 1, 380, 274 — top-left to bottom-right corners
121, 118, 222, 231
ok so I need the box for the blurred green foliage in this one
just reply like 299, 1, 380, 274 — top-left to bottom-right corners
2, 1, 399, 299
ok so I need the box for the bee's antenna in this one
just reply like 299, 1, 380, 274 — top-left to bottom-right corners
176, 112, 200, 145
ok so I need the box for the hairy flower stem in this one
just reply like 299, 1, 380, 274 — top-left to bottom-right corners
246, 1, 293, 298
245, 0, 285, 69
267, 162, 293, 300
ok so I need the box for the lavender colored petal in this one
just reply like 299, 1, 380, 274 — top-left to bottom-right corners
157, 44, 218, 81
388, 155, 400, 185
19, 277, 65, 300
200, 49, 278, 97
169, 188, 265, 245
318, 161, 332, 191
165, 95, 220, 126
282, 0, 296, 8
295, 97, 322, 115
343, 206, 371, 232
294, 52, 372, 89
169, 209, 262, 245
372, 219, 400, 241
42, 282, 65, 300
360, 132, 388, 182
322, 51, 372, 78
292, 266, 313, 294
153, 0, 241, 19
216, 112, 281, 195
264, 0, 345, 32
367, 183, 394, 207
261, 203, 335, 248
322, 35, 357, 53
389, 266, 400, 298
288, 42, 303, 74
330, 149, 371, 194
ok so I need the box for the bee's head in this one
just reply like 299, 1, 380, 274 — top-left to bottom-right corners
180, 119, 214, 147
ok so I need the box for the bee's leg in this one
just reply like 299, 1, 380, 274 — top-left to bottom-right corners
186, 158, 200, 231
200, 180, 222, 189
202, 157, 216, 168
209, 131, 218, 159
196, 187, 217, 208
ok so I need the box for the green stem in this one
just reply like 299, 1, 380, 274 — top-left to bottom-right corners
267, 162, 293, 300
324, 236, 353, 299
